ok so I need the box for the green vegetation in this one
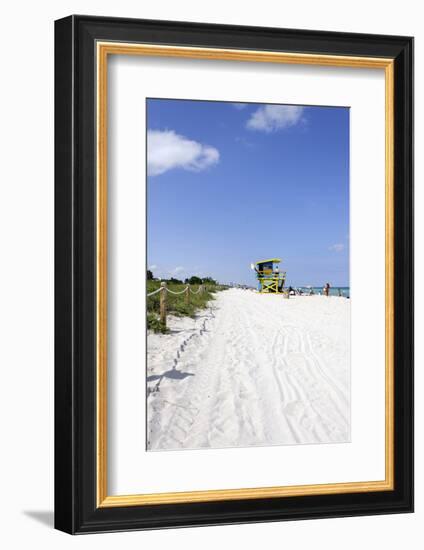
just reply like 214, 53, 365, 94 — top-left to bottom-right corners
147, 279, 228, 332
147, 312, 167, 334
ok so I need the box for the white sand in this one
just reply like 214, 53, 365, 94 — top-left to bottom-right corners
147, 288, 350, 451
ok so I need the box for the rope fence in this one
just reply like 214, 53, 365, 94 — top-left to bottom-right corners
166, 287, 189, 295
189, 287, 202, 295
147, 282, 206, 328
146, 287, 163, 297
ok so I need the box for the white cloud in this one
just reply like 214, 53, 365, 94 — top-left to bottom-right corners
246, 105, 304, 132
171, 266, 185, 274
329, 243, 345, 252
232, 103, 247, 110
147, 130, 219, 176
149, 264, 157, 270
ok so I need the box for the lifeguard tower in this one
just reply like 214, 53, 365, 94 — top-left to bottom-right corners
252, 258, 286, 294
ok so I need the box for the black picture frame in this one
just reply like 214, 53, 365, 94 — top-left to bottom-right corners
55, 15, 413, 534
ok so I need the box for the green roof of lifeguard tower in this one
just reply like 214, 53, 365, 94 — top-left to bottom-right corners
255, 258, 281, 265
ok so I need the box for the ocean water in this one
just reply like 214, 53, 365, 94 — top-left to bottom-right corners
296, 286, 350, 298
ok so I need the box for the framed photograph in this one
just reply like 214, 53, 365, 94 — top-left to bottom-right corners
55, 15, 413, 534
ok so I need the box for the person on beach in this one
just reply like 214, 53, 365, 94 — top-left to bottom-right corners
324, 282, 331, 297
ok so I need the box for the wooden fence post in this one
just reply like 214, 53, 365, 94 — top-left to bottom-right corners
185, 284, 190, 305
160, 282, 167, 326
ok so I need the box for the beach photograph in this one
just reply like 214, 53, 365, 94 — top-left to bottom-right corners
146, 98, 350, 452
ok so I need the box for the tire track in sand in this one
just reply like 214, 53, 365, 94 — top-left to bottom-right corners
147, 289, 350, 450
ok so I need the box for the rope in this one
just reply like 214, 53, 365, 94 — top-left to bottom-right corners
166, 286, 189, 295
189, 287, 202, 295
148, 285, 205, 297
147, 287, 163, 297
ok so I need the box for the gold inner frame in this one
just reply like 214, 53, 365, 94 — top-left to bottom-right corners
96, 42, 395, 508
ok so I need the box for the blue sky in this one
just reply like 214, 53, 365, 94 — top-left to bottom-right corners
147, 99, 349, 287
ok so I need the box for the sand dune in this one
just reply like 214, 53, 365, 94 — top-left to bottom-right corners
147, 288, 350, 451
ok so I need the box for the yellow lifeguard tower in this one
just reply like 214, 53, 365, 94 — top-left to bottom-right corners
252, 258, 286, 294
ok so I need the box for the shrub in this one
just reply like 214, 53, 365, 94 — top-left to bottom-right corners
146, 279, 225, 332
147, 313, 167, 333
